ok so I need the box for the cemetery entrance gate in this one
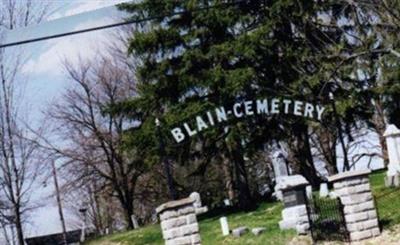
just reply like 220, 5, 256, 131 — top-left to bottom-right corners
306, 194, 349, 242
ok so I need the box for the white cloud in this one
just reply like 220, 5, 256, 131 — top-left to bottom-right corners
23, 0, 134, 75
65, 0, 129, 16
22, 17, 113, 76
49, 0, 130, 20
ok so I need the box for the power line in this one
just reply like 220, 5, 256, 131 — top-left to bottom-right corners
0, 1, 247, 49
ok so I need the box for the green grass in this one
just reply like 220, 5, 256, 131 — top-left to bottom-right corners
86, 202, 295, 245
85, 224, 163, 245
370, 169, 400, 229
197, 202, 295, 245
86, 170, 400, 245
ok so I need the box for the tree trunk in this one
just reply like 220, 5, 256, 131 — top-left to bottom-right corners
289, 124, 322, 187
302, 128, 322, 186
93, 187, 104, 234
1, 221, 11, 245
221, 155, 235, 201
14, 206, 24, 245
124, 202, 134, 229
325, 159, 338, 176
372, 98, 389, 167
379, 134, 389, 167
1, 222, 11, 245
52, 161, 67, 245
317, 127, 338, 175
229, 143, 254, 211
118, 187, 134, 230
106, 195, 113, 234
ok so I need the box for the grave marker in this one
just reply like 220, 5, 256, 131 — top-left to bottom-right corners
319, 183, 329, 198
219, 217, 230, 236
383, 124, 400, 187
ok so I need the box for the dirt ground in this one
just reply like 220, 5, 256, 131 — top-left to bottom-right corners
289, 225, 400, 245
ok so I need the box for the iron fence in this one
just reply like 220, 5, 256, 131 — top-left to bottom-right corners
305, 194, 350, 243
373, 186, 400, 229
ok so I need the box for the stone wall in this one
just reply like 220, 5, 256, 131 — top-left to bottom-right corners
156, 197, 201, 245
328, 170, 381, 242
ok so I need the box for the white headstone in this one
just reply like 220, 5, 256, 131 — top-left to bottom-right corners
319, 183, 329, 198
131, 215, 139, 229
223, 198, 231, 206
272, 150, 289, 180
232, 226, 248, 237
252, 227, 266, 236
190, 192, 208, 214
190, 192, 202, 208
272, 149, 291, 201
329, 191, 337, 199
306, 185, 313, 200
220, 216, 230, 236
384, 124, 400, 177
80, 221, 86, 242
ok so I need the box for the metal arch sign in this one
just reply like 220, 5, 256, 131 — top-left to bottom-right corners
170, 97, 326, 143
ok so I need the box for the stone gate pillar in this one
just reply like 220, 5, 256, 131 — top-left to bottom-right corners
277, 175, 310, 234
156, 197, 201, 245
328, 170, 380, 242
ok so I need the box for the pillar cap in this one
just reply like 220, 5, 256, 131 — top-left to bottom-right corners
156, 197, 195, 214
383, 124, 400, 137
328, 169, 371, 183
276, 175, 309, 191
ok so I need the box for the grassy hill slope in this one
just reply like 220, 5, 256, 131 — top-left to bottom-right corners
86, 170, 400, 245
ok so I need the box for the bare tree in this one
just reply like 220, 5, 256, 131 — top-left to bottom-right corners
44, 52, 147, 229
309, 125, 338, 175
0, 1, 52, 244
61, 175, 124, 235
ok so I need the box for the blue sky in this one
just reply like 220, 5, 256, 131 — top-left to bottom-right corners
15, 1, 129, 126
3, 0, 131, 238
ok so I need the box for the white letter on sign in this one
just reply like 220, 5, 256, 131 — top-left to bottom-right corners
233, 103, 243, 118
244, 100, 254, 116
271, 98, 280, 114
171, 128, 185, 143
215, 107, 228, 122
294, 101, 303, 116
184, 123, 197, 136
283, 99, 292, 114
304, 103, 314, 118
316, 105, 325, 120
256, 99, 268, 114
196, 116, 208, 131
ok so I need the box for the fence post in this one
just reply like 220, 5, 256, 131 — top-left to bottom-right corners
277, 175, 310, 234
303, 187, 314, 239
156, 196, 201, 245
